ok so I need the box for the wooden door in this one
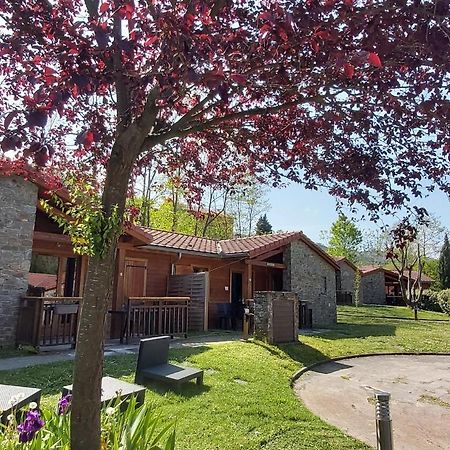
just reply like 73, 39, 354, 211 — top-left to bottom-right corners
124, 259, 148, 298
272, 298, 296, 343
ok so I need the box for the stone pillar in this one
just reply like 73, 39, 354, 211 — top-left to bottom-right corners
254, 291, 299, 343
0, 176, 38, 346
254, 291, 272, 341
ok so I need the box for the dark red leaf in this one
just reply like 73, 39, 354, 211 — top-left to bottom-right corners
368, 52, 382, 68
230, 74, 247, 85
344, 63, 355, 79
27, 110, 48, 128
99, 2, 109, 13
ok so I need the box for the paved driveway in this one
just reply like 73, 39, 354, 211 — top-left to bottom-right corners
294, 355, 450, 450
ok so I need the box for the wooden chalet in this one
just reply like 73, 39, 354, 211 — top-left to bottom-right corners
360, 265, 433, 306
1, 168, 340, 348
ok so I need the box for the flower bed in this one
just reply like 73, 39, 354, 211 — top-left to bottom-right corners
1, 395, 175, 449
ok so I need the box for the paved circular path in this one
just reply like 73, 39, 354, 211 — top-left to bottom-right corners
294, 355, 450, 450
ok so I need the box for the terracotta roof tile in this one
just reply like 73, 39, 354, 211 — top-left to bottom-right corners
28, 273, 57, 291
141, 228, 218, 254
137, 227, 339, 269
359, 265, 434, 283
220, 232, 299, 255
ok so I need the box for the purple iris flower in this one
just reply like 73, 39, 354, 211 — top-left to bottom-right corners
58, 394, 73, 415
17, 409, 45, 443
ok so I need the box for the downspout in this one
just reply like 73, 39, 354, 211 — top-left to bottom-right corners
171, 252, 182, 275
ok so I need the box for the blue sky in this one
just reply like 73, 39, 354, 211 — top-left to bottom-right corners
267, 183, 450, 244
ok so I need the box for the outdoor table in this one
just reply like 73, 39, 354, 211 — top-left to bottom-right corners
0, 384, 42, 423
62, 376, 145, 407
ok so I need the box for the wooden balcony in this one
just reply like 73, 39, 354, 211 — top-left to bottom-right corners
17, 296, 81, 348
123, 297, 190, 344
17, 296, 191, 348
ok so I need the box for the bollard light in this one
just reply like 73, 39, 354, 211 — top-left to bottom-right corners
374, 391, 393, 450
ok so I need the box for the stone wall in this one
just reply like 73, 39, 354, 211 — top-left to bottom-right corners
253, 291, 298, 343
361, 271, 386, 304
0, 176, 38, 346
337, 260, 356, 293
284, 240, 337, 326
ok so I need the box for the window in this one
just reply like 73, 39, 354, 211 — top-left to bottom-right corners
322, 276, 327, 293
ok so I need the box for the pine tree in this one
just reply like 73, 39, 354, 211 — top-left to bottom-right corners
438, 234, 450, 289
255, 214, 273, 235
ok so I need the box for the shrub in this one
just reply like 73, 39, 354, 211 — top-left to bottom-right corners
437, 289, 450, 315
0, 396, 175, 450
420, 290, 442, 312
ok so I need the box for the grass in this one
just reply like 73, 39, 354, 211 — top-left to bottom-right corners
0, 345, 38, 359
418, 394, 450, 409
0, 305, 449, 449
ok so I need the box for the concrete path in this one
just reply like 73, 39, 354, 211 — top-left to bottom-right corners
0, 332, 241, 372
294, 354, 450, 450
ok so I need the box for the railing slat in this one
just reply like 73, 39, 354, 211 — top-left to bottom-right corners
125, 297, 189, 342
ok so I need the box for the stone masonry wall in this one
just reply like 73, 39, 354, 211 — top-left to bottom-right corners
338, 260, 356, 293
361, 271, 386, 305
253, 291, 298, 343
284, 240, 337, 326
0, 176, 38, 346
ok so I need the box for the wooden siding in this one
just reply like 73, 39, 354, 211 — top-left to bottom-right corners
168, 273, 208, 331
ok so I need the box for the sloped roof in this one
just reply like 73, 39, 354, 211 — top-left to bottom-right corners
360, 265, 383, 275
145, 229, 218, 254
219, 232, 300, 256
360, 265, 434, 283
1, 165, 151, 245
333, 256, 359, 272
137, 227, 339, 269
28, 273, 57, 291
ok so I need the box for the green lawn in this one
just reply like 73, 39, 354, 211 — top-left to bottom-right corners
1, 305, 449, 450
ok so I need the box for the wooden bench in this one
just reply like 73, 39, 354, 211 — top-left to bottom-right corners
135, 336, 203, 389
0, 384, 41, 423
62, 376, 145, 407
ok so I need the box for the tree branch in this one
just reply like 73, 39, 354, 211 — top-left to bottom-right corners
84, 0, 99, 18
145, 95, 323, 148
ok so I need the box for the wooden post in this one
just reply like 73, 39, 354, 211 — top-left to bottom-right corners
158, 300, 163, 335
247, 263, 253, 299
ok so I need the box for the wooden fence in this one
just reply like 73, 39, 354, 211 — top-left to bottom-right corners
168, 272, 209, 331
124, 297, 190, 343
17, 297, 81, 347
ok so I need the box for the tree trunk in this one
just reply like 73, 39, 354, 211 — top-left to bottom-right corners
414, 306, 418, 321
70, 133, 141, 450
70, 251, 116, 450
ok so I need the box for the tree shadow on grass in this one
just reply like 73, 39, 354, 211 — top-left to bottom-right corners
139, 379, 211, 398
277, 341, 332, 368
0, 346, 212, 398
251, 339, 331, 368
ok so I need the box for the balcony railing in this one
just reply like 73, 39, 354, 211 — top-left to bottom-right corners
123, 297, 190, 344
17, 296, 191, 348
17, 297, 81, 347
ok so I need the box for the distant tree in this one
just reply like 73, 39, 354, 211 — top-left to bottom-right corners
256, 214, 273, 235
438, 234, 450, 289
387, 221, 425, 320
327, 215, 362, 264
229, 183, 270, 237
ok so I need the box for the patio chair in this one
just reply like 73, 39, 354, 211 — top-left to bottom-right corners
135, 336, 203, 389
